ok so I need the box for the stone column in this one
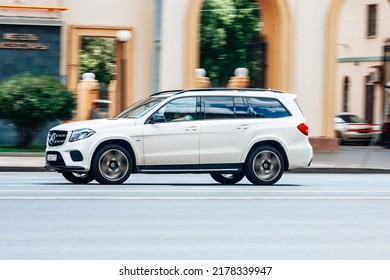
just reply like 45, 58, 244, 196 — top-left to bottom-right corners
194, 68, 211, 88
227, 68, 250, 88
76, 73, 99, 120
108, 79, 118, 117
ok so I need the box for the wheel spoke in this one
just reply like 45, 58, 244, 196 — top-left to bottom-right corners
252, 150, 281, 181
99, 149, 129, 181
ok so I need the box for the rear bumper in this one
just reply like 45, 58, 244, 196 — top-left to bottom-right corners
287, 141, 313, 170
340, 131, 379, 141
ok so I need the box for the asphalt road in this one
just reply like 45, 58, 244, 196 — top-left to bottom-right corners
1, 172, 390, 260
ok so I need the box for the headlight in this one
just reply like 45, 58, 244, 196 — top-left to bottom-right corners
69, 128, 96, 142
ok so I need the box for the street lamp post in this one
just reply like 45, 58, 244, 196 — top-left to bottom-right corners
116, 30, 132, 112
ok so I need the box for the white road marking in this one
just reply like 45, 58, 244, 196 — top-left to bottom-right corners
1, 189, 390, 193
1, 196, 390, 200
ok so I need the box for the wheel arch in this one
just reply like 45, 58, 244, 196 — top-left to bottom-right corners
93, 139, 137, 173
245, 140, 289, 171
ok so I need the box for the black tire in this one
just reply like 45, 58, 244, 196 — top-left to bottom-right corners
61, 172, 94, 184
210, 171, 245, 184
92, 144, 132, 185
245, 146, 284, 185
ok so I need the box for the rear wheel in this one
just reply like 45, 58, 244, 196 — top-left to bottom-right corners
245, 146, 284, 185
61, 172, 94, 184
92, 144, 132, 185
210, 171, 245, 184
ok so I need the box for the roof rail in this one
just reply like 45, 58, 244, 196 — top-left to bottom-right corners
150, 88, 284, 96
180, 88, 284, 94
150, 89, 184, 96
238, 88, 283, 93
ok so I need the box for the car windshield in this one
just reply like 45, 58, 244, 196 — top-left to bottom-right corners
114, 97, 167, 119
339, 114, 367, 123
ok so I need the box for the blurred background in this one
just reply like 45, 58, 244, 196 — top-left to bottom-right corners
0, 0, 390, 149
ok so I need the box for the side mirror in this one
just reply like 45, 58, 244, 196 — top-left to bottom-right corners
149, 114, 166, 124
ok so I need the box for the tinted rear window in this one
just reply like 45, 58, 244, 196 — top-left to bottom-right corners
248, 97, 291, 118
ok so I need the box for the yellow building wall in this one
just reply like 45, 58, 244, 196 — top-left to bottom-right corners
61, 0, 154, 105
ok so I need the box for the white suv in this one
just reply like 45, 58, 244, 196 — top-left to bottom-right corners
46, 88, 313, 185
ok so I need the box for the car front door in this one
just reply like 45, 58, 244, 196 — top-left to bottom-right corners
143, 96, 200, 166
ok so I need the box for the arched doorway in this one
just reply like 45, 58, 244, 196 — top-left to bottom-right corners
186, 0, 361, 137
185, 0, 292, 92
199, 0, 264, 88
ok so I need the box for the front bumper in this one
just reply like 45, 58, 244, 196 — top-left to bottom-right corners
45, 151, 87, 172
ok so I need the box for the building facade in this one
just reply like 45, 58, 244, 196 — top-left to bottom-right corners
336, 0, 390, 125
1, 0, 389, 139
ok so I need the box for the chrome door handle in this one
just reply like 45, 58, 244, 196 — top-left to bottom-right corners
185, 126, 197, 131
237, 124, 248, 130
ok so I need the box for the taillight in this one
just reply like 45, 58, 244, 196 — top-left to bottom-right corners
297, 123, 309, 136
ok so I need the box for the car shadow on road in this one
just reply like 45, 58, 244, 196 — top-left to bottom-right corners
41, 182, 301, 187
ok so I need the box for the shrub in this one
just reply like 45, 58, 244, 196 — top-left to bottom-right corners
0, 74, 76, 147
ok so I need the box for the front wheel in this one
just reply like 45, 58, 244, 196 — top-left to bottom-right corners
92, 144, 132, 185
210, 172, 245, 184
245, 146, 284, 185
61, 172, 94, 184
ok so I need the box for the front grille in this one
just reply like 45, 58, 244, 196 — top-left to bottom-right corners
47, 130, 68, 147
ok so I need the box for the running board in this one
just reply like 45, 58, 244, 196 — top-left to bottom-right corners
137, 163, 243, 174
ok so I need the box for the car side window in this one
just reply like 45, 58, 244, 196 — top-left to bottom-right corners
203, 96, 235, 120
248, 97, 291, 118
234, 97, 252, 119
155, 97, 197, 122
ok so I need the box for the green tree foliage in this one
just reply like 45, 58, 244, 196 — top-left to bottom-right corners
200, 0, 263, 87
80, 37, 116, 85
0, 74, 76, 147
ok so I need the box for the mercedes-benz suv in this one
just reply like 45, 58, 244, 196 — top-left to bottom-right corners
46, 88, 313, 185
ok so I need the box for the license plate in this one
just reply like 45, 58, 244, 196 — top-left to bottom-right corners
47, 154, 57, 162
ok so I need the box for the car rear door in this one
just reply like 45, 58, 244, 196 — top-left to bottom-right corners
199, 96, 257, 164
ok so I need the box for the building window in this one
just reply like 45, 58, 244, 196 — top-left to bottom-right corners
343, 77, 349, 112
367, 4, 377, 38
365, 75, 374, 124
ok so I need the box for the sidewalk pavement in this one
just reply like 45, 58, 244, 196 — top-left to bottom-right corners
0, 146, 389, 173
